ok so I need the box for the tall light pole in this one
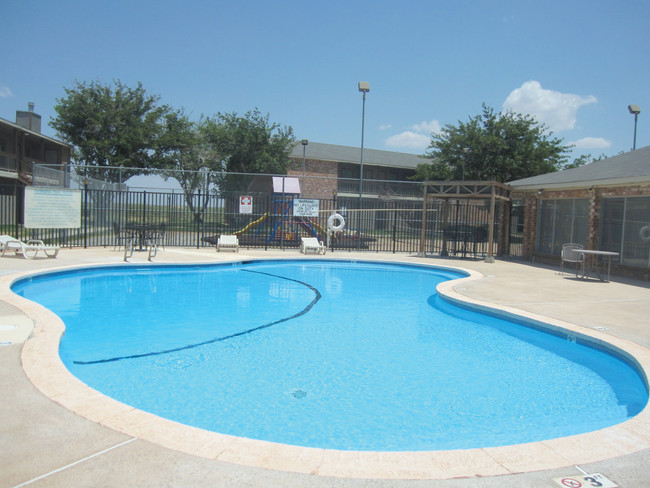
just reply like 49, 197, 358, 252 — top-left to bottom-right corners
357, 81, 370, 249
301, 139, 308, 191
462, 147, 470, 181
628, 105, 641, 150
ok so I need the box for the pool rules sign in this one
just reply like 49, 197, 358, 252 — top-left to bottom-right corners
239, 196, 252, 214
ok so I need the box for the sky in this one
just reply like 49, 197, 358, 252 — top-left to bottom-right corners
2, 0, 649, 164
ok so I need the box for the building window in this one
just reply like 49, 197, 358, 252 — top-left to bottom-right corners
601, 196, 650, 268
536, 198, 589, 256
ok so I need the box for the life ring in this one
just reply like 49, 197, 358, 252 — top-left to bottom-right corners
327, 213, 345, 232
640, 225, 650, 242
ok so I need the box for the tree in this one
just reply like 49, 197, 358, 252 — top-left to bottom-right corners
156, 110, 221, 222
51, 80, 170, 184
563, 153, 608, 170
204, 109, 295, 192
414, 104, 571, 183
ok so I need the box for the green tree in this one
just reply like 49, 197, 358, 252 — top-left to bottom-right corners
414, 104, 571, 183
51, 80, 170, 184
204, 109, 295, 192
563, 152, 608, 170
157, 110, 222, 222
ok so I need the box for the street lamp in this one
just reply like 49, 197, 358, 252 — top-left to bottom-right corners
462, 147, 470, 181
301, 139, 308, 189
357, 82, 369, 248
628, 105, 641, 150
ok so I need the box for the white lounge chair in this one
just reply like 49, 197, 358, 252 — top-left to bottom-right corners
216, 234, 239, 252
300, 237, 326, 255
0, 235, 60, 259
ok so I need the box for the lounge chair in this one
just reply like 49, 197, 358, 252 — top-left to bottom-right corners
560, 243, 584, 275
0, 235, 60, 259
300, 237, 326, 255
216, 235, 239, 252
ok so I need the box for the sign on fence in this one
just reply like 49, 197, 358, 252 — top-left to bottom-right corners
293, 199, 319, 217
24, 187, 81, 229
239, 195, 253, 214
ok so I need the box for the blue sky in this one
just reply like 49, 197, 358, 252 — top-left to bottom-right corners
2, 0, 649, 162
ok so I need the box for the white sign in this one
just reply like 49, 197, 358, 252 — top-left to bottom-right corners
293, 199, 319, 217
24, 187, 81, 229
553, 473, 618, 488
239, 195, 253, 214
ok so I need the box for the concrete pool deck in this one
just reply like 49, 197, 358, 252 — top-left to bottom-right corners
1, 247, 649, 487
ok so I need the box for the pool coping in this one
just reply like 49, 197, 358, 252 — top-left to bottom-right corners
3, 257, 650, 480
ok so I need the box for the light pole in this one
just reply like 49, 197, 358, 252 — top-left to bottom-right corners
358, 81, 369, 249
462, 147, 469, 181
628, 105, 641, 150
301, 139, 308, 190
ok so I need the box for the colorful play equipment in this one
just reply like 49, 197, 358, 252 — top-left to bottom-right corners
232, 177, 330, 244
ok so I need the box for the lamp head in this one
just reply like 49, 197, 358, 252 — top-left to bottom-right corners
301, 139, 308, 146
628, 104, 641, 115
358, 81, 370, 93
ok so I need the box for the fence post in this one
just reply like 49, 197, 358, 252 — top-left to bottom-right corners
83, 181, 88, 249
197, 189, 201, 249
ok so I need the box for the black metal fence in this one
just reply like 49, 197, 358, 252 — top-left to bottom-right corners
1, 184, 502, 257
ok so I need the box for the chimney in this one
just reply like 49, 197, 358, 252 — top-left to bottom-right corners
16, 102, 42, 133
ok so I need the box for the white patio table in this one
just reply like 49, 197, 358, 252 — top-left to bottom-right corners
576, 249, 620, 282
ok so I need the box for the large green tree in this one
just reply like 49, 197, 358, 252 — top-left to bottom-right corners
51, 80, 170, 184
204, 109, 295, 192
156, 110, 221, 222
414, 104, 571, 183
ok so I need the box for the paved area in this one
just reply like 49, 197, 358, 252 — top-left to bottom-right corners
1, 247, 649, 487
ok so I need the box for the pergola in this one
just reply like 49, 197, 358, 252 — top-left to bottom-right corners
418, 181, 511, 262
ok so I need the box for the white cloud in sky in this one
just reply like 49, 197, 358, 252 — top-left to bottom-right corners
379, 124, 392, 130
0, 86, 14, 98
570, 137, 611, 149
384, 119, 441, 150
503, 81, 597, 132
411, 120, 442, 134
385, 131, 431, 150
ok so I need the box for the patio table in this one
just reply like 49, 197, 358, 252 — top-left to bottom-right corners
576, 249, 619, 282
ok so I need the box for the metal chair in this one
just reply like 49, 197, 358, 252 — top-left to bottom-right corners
560, 243, 584, 275
112, 222, 130, 251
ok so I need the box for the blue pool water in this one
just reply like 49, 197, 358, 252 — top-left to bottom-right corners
13, 260, 648, 451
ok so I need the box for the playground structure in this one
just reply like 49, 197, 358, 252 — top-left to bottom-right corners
204, 177, 372, 250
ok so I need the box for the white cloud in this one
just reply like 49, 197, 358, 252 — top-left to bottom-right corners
411, 120, 442, 134
0, 86, 14, 98
385, 131, 431, 150
379, 124, 392, 130
503, 81, 597, 131
570, 137, 611, 149
384, 119, 441, 150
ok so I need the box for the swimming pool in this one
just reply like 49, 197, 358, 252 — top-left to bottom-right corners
12, 259, 648, 451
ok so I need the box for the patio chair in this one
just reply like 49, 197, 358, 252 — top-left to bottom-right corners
560, 243, 584, 275
154, 223, 166, 250
300, 237, 326, 255
112, 222, 131, 251
216, 234, 239, 252
0, 235, 60, 259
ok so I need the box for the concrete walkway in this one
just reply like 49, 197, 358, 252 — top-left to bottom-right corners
1, 248, 649, 487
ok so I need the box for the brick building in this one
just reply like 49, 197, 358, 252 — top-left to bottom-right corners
509, 146, 650, 279
287, 141, 429, 200
0, 104, 70, 187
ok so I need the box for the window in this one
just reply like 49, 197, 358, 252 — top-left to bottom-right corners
601, 196, 650, 268
536, 198, 589, 256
